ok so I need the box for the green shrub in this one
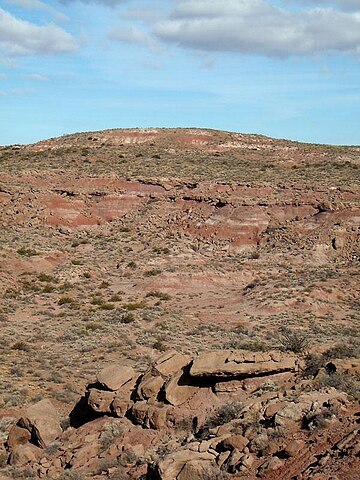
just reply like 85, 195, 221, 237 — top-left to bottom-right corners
38, 273, 58, 283
12, 340, 30, 352
146, 291, 171, 301
205, 401, 244, 429
279, 328, 309, 354
144, 269, 162, 277
123, 301, 146, 311
17, 247, 39, 257
120, 312, 135, 324
152, 340, 167, 352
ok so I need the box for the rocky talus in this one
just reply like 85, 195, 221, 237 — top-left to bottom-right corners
4, 350, 359, 479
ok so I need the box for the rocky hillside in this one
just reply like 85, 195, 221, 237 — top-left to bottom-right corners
0, 128, 359, 479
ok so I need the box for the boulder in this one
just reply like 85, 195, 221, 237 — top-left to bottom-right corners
177, 459, 220, 480
156, 449, 218, 480
164, 369, 198, 407
274, 402, 304, 427
97, 364, 135, 391
136, 351, 192, 401
87, 389, 115, 414
190, 350, 297, 379
257, 456, 284, 477
153, 350, 192, 377
112, 395, 134, 418
8, 444, 42, 466
17, 399, 61, 448
7, 425, 31, 450
221, 435, 249, 452
137, 370, 165, 400
284, 439, 305, 458
131, 401, 170, 430
264, 401, 287, 419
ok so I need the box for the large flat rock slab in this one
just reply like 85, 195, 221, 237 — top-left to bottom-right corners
190, 350, 297, 379
96, 364, 135, 391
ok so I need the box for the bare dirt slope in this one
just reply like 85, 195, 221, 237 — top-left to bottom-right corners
0, 128, 359, 479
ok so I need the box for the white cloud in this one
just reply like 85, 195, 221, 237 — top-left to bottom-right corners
5, 0, 68, 21
109, 25, 160, 51
21, 73, 48, 81
154, 0, 360, 57
0, 73, 7, 80
0, 87, 35, 96
0, 8, 79, 56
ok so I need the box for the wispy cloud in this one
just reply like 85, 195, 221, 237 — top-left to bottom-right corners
21, 73, 48, 81
0, 7, 79, 56
0, 87, 35, 96
5, 0, 68, 21
109, 24, 161, 52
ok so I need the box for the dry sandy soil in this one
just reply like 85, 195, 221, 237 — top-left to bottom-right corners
0, 128, 359, 479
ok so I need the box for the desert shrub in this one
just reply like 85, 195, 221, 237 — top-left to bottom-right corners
60, 417, 70, 431
17, 247, 39, 257
11, 341, 30, 352
152, 341, 167, 352
0, 452, 8, 468
42, 284, 56, 293
122, 301, 146, 311
109, 294, 122, 302
279, 328, 309, 354
58, 296, 75, 306
99, 303, 115, 310
85, 322, 103, 331
316, 372, 359, 399
120, 312, 135, 324
146, 291, 171, 301
153, 247, 170, 254
303, 353, 325, 377
323, 342, 359, 361
37, 273, 58, 283
71, 259, 83, 266
205, 401, 244, 429
144, 269, 162, 277
100, 421, 124, 451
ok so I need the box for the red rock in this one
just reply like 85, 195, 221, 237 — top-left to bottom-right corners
7, 425, 31, 450
221, 435, 249, 452
190, 350, 297, 378
97, 364, 135, 391
87, 388, 115, 414
264, 401, 287, 418
284, 439, 305, 457
164, 370, 197, 407
112, 396, 134, 418
8, 444, 42, 466
18, 399, 61, 448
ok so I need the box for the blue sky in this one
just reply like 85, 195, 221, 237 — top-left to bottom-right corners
0, 0, 359, 145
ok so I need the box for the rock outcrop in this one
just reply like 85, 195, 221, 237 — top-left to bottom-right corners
190, 350, 297, 378
5, 350, 359, 479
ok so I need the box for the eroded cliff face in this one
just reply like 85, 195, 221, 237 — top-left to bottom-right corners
0, 129, 359, 479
